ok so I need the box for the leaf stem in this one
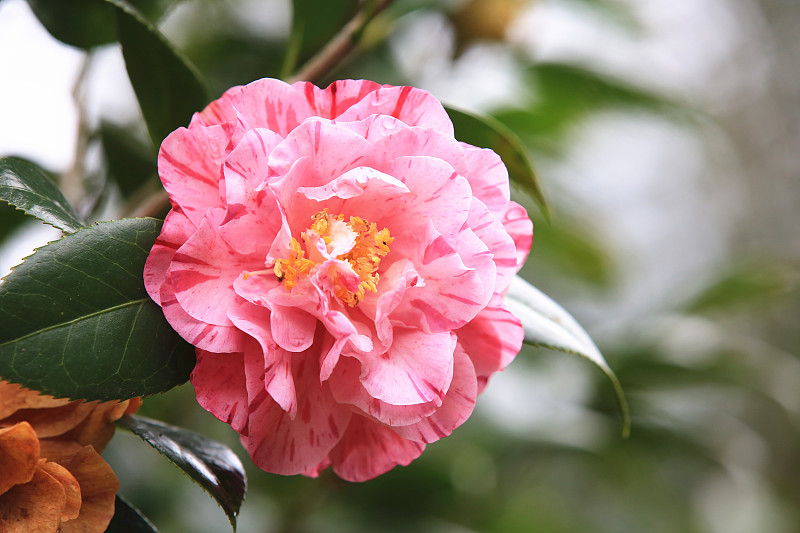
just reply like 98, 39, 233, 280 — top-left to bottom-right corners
288, 0, 395, 85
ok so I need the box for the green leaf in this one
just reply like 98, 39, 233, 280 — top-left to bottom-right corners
98, 121, 158, 198
0, 218, 195, 401
26, 0, 118, 49
25, 0, 174, 50
505, 275, 630, 436
446, 106, 551, 220
684, 263, 793, 314
287, 0, 359, 75
117, 414, 247, 531
524, 212, 616, 287
494, 62, 679, 154
0, 156, 84, 233
106, 0, 210, 149
107, 495, 160, 533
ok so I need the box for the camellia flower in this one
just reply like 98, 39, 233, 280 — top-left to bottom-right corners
144, 78, 533, 481
0, 380, 139, 532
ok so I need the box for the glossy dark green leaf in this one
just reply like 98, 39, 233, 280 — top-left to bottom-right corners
117, 414, 247, 531
505, 275, 629, 437
446, 106, 550, 220
0, 201, 32, 244
107, 0, 209, 149
25, 0, 173, 50
0, 218, 195, 401
0, 156, 84, 233
107, 495, 160, 533
26, 0, 118, 49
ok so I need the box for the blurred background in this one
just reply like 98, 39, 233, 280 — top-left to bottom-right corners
1, 0, 799, 531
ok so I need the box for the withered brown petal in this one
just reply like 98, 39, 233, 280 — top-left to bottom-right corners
0, 462, 67, 533
42, 442, 119, 533
39, 461, 82, 521
0, 422, 40, 495
3, 401, 95, 439
0, 381, 70, 419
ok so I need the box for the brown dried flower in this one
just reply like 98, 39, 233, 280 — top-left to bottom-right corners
0, 381, 140, 533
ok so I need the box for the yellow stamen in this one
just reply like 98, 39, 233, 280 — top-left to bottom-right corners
267, 209, 393, 306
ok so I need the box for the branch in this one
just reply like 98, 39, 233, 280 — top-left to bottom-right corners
288, 0, 395, 85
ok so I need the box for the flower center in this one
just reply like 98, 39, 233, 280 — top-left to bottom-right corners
273, 209, 393, 306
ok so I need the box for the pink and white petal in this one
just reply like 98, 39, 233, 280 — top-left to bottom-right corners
393, 346, 477, 444
456, 294, 524, 392
268, 120, 373, 198
329, 416, 426, 482
452, 226, 496, 309
158, 124, 231, 226
191, 350, 249, 434
144, 207, 196, 305
270, 305, 317, 353
465, 198, 518, 293
394, 226, 488, 333
358, 259, 423, 347
336, 85, 454, 135
351, 328, 455, 407
379, 156, 472, 242
219, 128, 285, 256
223, 128, 283, 202
297, 79, 383, 119
328, 355, 438, 426
296, 166, 408, 203
501, 201, 533, 271
214, 78, 316, 136
159, 277, 246, 353
229, 303, 298, 416
458, 145, 511, 217
242, 355, 351, 476
169, 209, 253, 327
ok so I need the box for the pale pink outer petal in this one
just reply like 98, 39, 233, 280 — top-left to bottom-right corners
458, 144, 511, 217
393, 345, 477, 443
144, 207, 196, 306
194, 78, 315, 136
269, 305, 317, 353
502, 201, 534, 271
335, 84, 454, 135
357, 259, 424, 348
242, 355, 352, 476
191, 350, 249, 434
349, 328, 455, 407
228, 303, 297, 417
169, 208, 255, 327
327, 355, 439, 426
456, 293, 524, 393
159, 277, 246, 354
295, 79, 383, 119
219, 128, 285, 257
377, 156, 472, 244
394, 226, 488, 333
158, 124, 231, 227
466, 198, 518, 294
267, 120, 373, 207
329, 416, 426, 482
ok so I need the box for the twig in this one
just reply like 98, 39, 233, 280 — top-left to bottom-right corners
288, 0, 395, 84
125, 188, 170, 219
62, 53, 93, 210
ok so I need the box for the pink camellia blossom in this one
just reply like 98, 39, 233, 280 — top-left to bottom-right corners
144, 78, 533, 481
